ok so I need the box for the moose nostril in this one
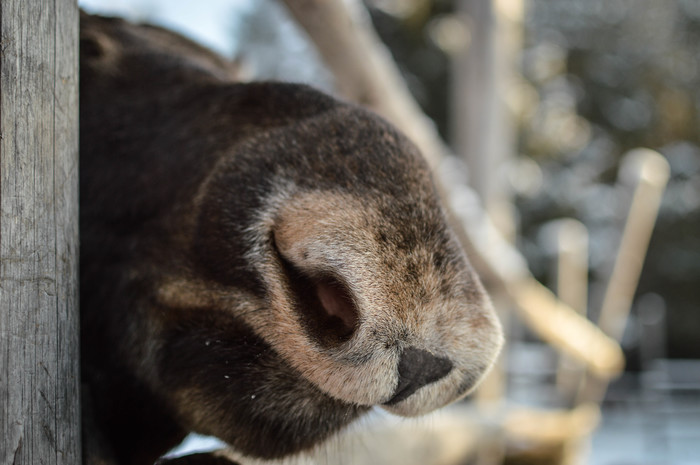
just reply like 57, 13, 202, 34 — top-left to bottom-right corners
274, 246, 359, 346
384, 347, 453, 405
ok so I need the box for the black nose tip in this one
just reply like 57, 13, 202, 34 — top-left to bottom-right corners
384, 347, 453, 405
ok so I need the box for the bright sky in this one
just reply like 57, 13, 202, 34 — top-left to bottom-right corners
78, 0, 333, 88
79, 0, 254, 56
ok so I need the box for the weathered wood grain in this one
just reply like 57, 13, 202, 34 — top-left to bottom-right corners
0, 1, 80, 464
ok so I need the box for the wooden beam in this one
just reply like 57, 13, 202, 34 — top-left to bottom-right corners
452, 0, 521, 220
0, 1, 81, 464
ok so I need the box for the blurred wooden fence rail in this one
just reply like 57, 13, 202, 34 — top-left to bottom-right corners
0, 1, 81, 464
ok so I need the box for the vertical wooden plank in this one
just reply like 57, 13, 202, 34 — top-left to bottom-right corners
451, 0, 522, 236
551, 219, 590, 398
0, 0, 80, 464
451, 0, 498, 201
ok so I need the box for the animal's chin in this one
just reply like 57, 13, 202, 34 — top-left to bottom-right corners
157, 312, 369, 459
380, 391, 456, 417
218, 398, 369, 459
379, 367, 485, 417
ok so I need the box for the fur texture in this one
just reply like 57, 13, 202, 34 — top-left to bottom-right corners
80, 12, 503, 465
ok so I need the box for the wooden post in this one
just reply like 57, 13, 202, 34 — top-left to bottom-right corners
0, 1, 80, 464
550, 219, 590, 398
451, 0, 522, 236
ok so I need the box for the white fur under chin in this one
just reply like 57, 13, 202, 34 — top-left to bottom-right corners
168, 404, 485, 465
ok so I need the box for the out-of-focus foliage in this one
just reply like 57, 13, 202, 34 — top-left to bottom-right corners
367, 0, 700, 360
518, 0, 700, 360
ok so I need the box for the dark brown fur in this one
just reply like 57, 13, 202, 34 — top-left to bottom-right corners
80, 12, 502, 465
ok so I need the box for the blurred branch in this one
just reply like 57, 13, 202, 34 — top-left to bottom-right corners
597, 149, 670, 340
280, 0, 624, 379
577, 149, 670, 403
279, 0, 446, 170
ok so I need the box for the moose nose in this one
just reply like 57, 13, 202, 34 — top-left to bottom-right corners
384, 347, 453, 405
